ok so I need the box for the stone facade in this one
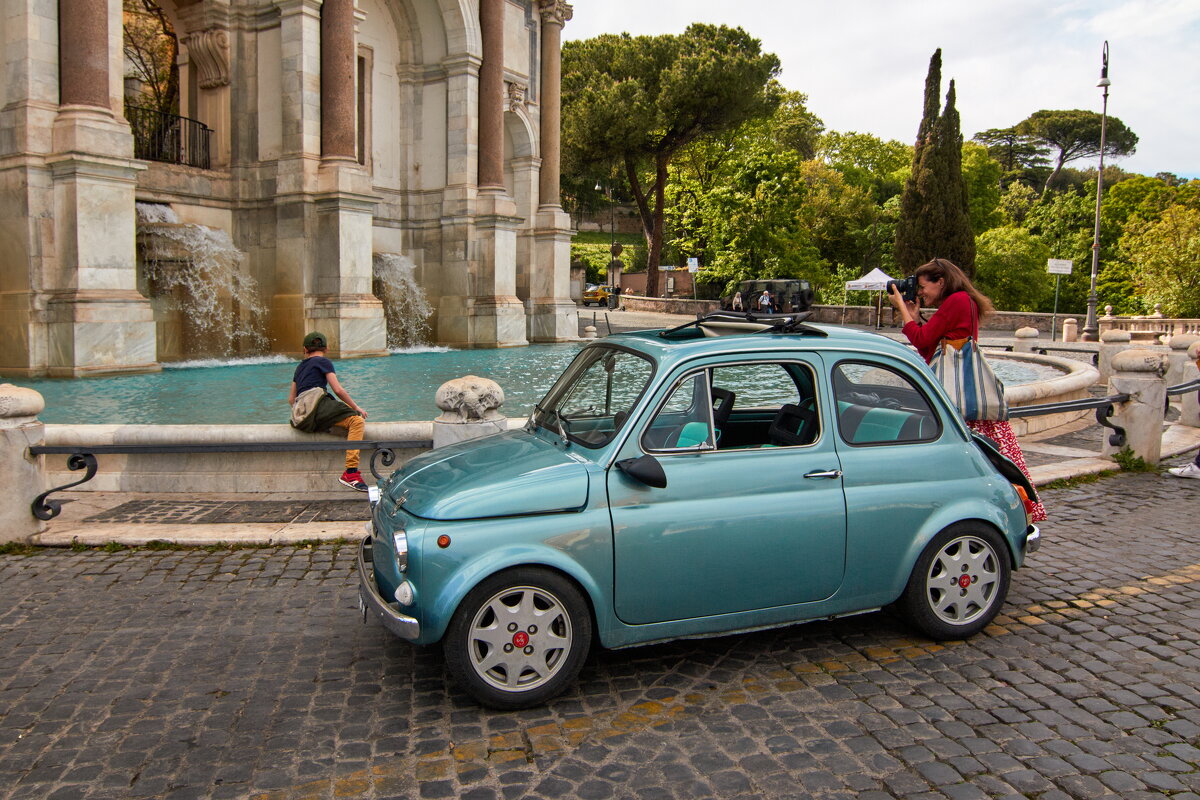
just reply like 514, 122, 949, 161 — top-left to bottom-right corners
0, 0, 576, 376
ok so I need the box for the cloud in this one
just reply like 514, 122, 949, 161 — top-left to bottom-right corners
563, 0, 1199, 176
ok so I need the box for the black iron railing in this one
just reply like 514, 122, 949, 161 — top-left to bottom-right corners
28, 440, 429, 521
125, 104, 212, 169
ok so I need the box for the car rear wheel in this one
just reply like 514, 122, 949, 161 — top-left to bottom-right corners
900, 523, 1010, 640
443, 567, 592, 709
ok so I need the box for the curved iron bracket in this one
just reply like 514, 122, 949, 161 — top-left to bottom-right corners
31, 453, 98, 521
369, 447, 397, 481
1095, 403, 1126, 449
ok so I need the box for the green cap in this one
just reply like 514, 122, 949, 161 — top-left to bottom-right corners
303, 331, 327, 349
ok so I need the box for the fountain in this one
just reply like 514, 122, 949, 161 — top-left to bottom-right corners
373, 253, 433, 349
135, 203, 268, 361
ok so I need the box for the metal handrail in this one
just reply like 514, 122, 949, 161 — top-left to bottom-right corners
124, 104, 212, 169
1009, 392, 1131, 449
28, 439, 431, 521
1167, 377, 1200, 396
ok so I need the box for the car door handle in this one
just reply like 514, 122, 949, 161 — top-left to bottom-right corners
804, 469, 843, 479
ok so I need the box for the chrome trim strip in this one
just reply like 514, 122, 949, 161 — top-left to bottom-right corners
357, 536, 420, 641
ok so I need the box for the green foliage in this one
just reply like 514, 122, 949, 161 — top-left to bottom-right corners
998, 182, 1039, 226
1120, 206, 1200, 316
0, 542, 38, 556
973, 226, 1052, 311
562, 24, 782, 296
1022, 188, 1094, 312
123, 0, 179, 115
971, 127, 1050, 183
1112, 447, 1157, 473
818, 132, 911, 204
895, 50, 975, 274
961, 142, 1003, 234
1015, 109, 1139, 193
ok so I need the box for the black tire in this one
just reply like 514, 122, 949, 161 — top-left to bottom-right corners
443, 567, 592, 709
899, 523, 1011, 640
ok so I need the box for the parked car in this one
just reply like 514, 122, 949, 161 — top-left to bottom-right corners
725, 279, 814, 313
581, 284, 615, 306
359, 312, 1041, 708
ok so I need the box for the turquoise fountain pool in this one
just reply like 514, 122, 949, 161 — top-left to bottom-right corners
14, 344, 1061, 425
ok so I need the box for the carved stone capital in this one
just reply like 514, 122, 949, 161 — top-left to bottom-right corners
435, 375, 506, 423
184, 28, 231, 89
538, 0, 573, 26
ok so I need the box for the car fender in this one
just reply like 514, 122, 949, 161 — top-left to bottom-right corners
421, 542, 609, 644
876, 495, 1018, 603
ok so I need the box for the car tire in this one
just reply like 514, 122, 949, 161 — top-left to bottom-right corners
899, 522, 1011, 641
443, 567, 592, 709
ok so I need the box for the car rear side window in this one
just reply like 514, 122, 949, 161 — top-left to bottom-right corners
833, 362, 940, 446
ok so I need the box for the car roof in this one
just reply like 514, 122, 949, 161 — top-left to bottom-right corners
597, 323, 927, 371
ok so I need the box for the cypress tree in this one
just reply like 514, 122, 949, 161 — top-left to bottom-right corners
895, 50, 976, 275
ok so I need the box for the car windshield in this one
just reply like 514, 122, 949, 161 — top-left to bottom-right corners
529, 345, 654, 448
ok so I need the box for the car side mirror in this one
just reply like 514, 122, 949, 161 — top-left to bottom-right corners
615, 454, 667, 489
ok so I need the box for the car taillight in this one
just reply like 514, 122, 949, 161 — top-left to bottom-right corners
1014, 485, 1034, 523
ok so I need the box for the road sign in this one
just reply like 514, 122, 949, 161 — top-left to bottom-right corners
686, 257, 699, 273
1047, 259, 1074, 275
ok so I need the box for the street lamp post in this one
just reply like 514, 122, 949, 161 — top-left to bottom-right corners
1081, 41, 1110, 342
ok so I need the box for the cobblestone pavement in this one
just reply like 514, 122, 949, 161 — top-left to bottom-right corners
4, 464, 1200, 800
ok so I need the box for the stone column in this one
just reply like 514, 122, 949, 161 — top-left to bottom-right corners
1012, 327, 1039, 354
59, 0, 109, 109
47, 0, 158, 377
320, 0, 357, 162
1182, 341, 1200, 428
477, 0, 505, 190
1165, 334, 1200, 395
0, 385, 47, 541
527, 0, 577, 343
537, 0, 570, 207
1104, 349, 1168, 463
463, 0, 526, 347
1061, 318, 1078, 343
1097, 329, 1132, 383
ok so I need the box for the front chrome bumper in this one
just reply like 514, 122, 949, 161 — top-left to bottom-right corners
357, 535, 420, 641
1024, 524, 1041, 554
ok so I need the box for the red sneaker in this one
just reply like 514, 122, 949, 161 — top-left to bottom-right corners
339, 470, 368, 491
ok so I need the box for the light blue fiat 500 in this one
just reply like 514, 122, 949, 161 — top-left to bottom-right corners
359, 314, 1041, 709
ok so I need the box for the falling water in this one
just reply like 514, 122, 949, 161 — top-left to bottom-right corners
373, 253, 433, 349
136, 203, 268, 357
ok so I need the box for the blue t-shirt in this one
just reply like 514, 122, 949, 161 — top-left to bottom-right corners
293, 356, 335, 396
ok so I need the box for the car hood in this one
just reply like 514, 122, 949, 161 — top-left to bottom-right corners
386, 430, 591, 520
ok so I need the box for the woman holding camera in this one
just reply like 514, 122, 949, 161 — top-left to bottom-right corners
888, 258, 1046, 522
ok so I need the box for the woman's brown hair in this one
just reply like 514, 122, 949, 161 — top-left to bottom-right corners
914, 258, 995, 319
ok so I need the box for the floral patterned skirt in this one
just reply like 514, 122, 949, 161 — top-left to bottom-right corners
967, 419, 1048, 523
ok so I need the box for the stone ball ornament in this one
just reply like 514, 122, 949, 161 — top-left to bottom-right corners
0, 383, 45, 427
435, 375, 505, 423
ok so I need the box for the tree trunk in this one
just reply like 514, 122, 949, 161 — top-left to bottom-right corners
644, 155, 668, 297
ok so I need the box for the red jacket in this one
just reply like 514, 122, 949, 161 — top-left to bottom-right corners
902, 291, 978, 364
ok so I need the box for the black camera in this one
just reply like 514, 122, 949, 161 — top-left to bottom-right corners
887, 275, 918, 303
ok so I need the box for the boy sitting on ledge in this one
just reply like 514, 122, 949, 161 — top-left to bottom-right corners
288, 331, 369, 491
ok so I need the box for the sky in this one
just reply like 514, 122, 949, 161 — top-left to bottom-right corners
563, 0, 1200, 179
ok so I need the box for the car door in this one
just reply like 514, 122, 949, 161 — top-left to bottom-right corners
607, 356, 847, 625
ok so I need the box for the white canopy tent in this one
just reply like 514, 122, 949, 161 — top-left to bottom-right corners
842, 268, 896, 328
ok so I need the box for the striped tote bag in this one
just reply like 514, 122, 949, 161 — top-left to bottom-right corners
931, 336, 1008, 422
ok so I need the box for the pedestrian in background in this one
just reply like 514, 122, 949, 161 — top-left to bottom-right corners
758, 289, 774, 314
288, 332, 370, 491
731, 291, 744, 311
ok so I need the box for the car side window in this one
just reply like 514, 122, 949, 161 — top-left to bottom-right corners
833, 362, 940, 446
708, 361, 820, 449
642, 372, 715, 452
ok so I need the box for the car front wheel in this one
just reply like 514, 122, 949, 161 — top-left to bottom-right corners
443, 567, 592, 709
900, 523, 1011, 640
